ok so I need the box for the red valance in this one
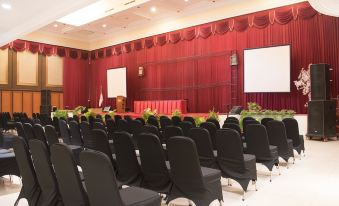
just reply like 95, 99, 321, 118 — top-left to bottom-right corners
114, 46, 122, 55
298, 5, 318, 20
198, 25, 212, 39
275, 8, 294, 25
123, 43, 132, 53
145, 38, 154, 49
233, 18, 249, 32
169, 33, 181, 44
183, 29, 196, 41
105, 47, 113, 57
134, 41, 143, 51
252, 14, 270, 29
156, 35, 167, 46
215, 21, 229, 35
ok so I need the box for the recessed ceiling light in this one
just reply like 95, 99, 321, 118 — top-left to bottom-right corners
53, 24, 58, 28
1, 3, 12, 10
102, 24, 107, 28
150, 6, 157, 13
184, 0, 189, 2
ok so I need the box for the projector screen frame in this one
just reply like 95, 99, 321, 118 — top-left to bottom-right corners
243, 44, 292, 93
106, 66, 128, 98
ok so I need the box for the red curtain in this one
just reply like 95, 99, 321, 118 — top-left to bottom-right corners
63, 57, 90, 109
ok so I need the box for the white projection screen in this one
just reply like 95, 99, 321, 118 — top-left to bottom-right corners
107, 67, 127, 98
244, 45, 291, 93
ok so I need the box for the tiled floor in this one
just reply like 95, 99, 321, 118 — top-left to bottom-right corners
1, 138, 339, 206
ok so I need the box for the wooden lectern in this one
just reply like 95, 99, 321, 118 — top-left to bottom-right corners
116, 96, 126, 113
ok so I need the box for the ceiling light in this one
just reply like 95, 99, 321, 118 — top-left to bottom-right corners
150, 6, 157, 13
53, 24, 58, 28
184, 0, 189, 2
1, 3, 12, 10
102, 24, 107, 28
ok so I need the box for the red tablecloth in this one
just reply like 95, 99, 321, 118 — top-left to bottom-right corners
134, 100, 188, 114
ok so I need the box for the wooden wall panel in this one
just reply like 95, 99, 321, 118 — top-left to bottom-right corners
13, 91, 23, 113
22, 92, 33, 117
51, 92, 60, 109
1, 91, 12, 113
59, 93, 64, 109
33, 92, 41, 114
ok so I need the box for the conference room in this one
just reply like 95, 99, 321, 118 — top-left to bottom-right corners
0, 0, 338, 205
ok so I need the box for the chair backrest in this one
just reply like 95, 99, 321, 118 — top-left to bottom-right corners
29, 139, 63, 206
113, 131, 141, 185
167, 136, 205, 191
160, 116, 172, 129
246, 124, 273, 159
114, 115, 122, 123
135, 117, 145, 125
141, 125, 161, 138
52, 117, 60, 134
147, 116, 159, 128
282, 118, 301, 147
200, 121, 217, 149
117, 119, 129, 132
261, 118, 274, 127
266, 120, 289, 150
12, 137, 40, 205
80, 150, 123, 206
243, 120, 260, 137
44, 125, 60, 146
59, 119, 71, 144
242, 116, 256, 123
222, 122, 241, 135
68, 120, 83, 146
225, 117, 239, 124
23, 123, 35, 141
183, 116, 196, 127
206, 118, 220, 129
73, 115, 79, 123
179, 121, 194, 137
51, 143, 89, 206
15, 122, 28, 143
88, 115, 95, 127
33, 124, 48, 145
105, 119, 116, 140
80, 116, 87, 122
216, 129, 246, 172
129, 119, 143, 136
188, 127, 216, 168
104, 114, 112, 122
90, 129, 115, 167
171, 116, 182, 126
80, 121, 93, 148
163, 126, 183, 143
124, 115, 133, 123
137, 133, 171, 192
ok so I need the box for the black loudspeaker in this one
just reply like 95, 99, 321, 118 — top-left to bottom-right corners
311, 64, 331, 100
229, 106, 243, 115
307, 100, 336, 138
40, 105, 52, 115
41, 90, 51, 106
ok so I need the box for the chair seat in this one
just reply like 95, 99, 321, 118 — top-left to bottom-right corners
120, 186, 161, 206
201, 166, 221, 183
269, 145, 278, 158
243, 154, 255, 162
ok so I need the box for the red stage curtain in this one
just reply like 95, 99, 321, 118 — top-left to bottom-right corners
252, 13, 270, 29
134, 41, 143, 51
198, 25, 212, 39
215, 21, 229, 35
156, 35, 167, 46
123, 44, 132, 53
145, 38, 154, 48
63, 57, 90, 109
114, 46, 122, 56
169, 32, 181, 44
105, 47, 113, 57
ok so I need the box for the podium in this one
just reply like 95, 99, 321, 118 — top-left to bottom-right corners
116, 96, 126, 113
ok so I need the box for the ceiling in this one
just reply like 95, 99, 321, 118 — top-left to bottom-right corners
1, 0, 311, 49
0, 0, 100, 46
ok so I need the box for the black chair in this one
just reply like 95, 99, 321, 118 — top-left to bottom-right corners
267, 120, 295, 165
206, 118, 220, 129
216, 129, 257, 200
117, 119, 129, 132
188, 127, 217, 168
243, 120, 260, 138
171, 116, 181, 126
80, 150, 161, 206
106, 119, 116, 140
183, 116, 196, 127
222, 122, 242, 135
242, 116, 255, 123
282, 118, 305, 156
124, 115, 133, 122
15, 122, 28, 144
33, 124, 48, 145
178, 121, 194, 137
162, 126, 183, 143
200, 121, 218, 150
53, 117, 61, 135
90, 129, 116, 168
73, 115, 79, 123
59, 119, 72, 144
141, 125, 163, 142
167, 136, 223, 205
29, 139, 63, 206
69, 121, 83, 146
93, 122, 107, 132
261, 118, 274, 127
246, 124, 280, 180
147, 116, 159, 128
113, 131, 142, 186
104, 114, 112, 122
80, 121, 94, 149
224, 117, 240, 125
23, 123, 35, 141
45, 125, 60, 146
130, 119, 143, 137
114, 115, 122, 123
159, 116, 172, 129
12, 137, 40, 206
137, 133, 172, 194
51, 143, 89, 206
80, 116, 87, 122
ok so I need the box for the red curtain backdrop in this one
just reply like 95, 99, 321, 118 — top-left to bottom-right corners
63, 57, 90, 109
66, 2, 339, 113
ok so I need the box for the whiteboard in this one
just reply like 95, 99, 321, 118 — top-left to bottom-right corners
107, 67, 127, 98
244, 45, 291, 93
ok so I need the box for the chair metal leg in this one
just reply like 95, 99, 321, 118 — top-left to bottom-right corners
228, 178, 232, 186
293, 157, 295, 164
219, 200, 223, 206
276, 164, 281, 175
188, 199, 193, 206
242, 190, 246, 201
253, 180, 258, 191
270, 171, 272, 182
